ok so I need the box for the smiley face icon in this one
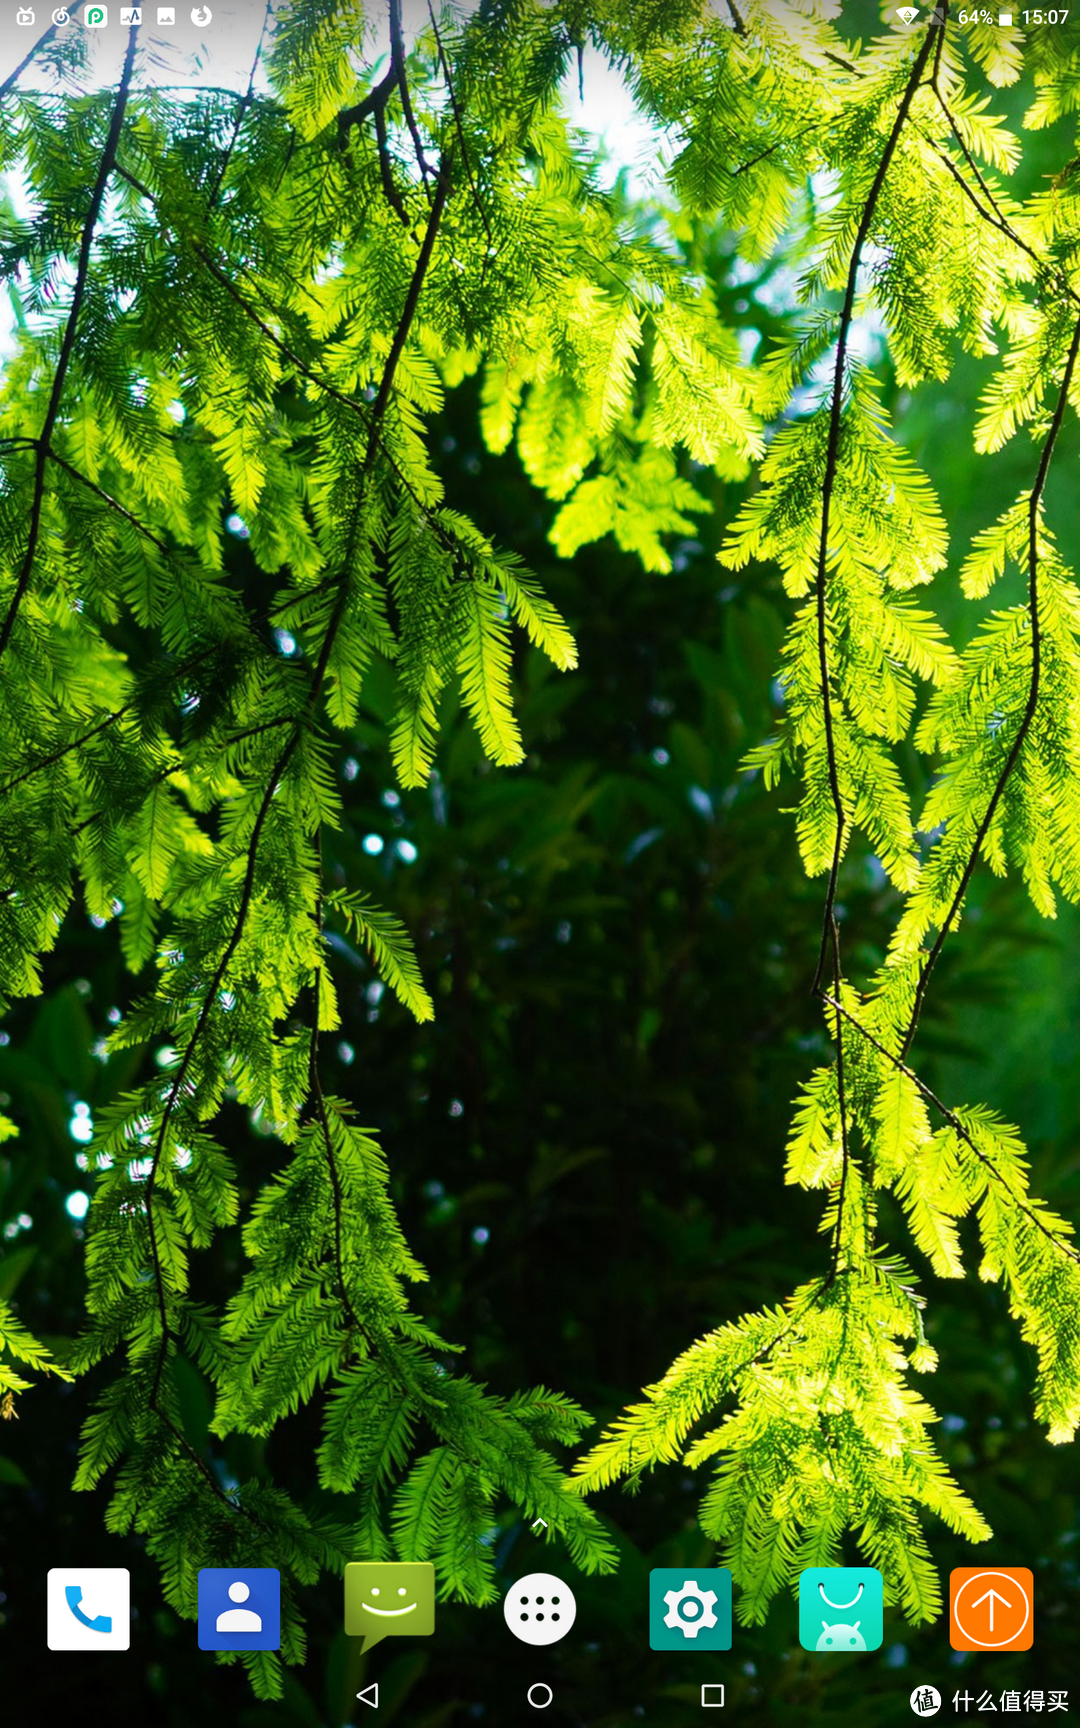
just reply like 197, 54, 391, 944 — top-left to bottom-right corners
344, 1562, 436, 1652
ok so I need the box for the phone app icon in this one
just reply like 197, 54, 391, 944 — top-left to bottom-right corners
47, 1568, 130, 1650
950, 1567, 1033, 1651
197, 1568, 280, 1651
648, 1568, 732, 1651
798, 1565, 883, 1651
345, 1561, 435, 1653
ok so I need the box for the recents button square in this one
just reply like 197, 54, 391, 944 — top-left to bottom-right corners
701, 1684, 725, 1708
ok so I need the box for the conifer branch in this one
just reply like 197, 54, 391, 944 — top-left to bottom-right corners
391, 0, 432, 191
824, 922, 850, 1289
46, 448, 176, 557
365, 166, 450, 467
205, 0, 271, 213
134, 151, 450, 1504
337, 0, 424, 222
823, 992, 1080, 1268
0, 25, 139, 664
427, 2, 493, 249
143, 727, 300, 1422
0, 708, 130, 799
810, 22, 940, 1005
189, 240, 374, 416
807, 25, 941, 1289
901, 308, 1080, 1058
308, 954, 363, 1339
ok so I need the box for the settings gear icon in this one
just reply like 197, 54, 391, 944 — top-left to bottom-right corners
663, 1578, 719, 1639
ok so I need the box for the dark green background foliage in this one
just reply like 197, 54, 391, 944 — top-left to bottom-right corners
4, 0, 1080, 1722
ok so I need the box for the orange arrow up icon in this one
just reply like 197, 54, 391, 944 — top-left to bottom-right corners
950, 1568, 1034, 1652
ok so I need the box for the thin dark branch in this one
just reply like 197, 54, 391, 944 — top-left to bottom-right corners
392, 0, 432, 191
930, 3, 949, 85
731, 126, 813, 178
309, 871, 363, 1337
4, 696, 294, 806
900, 308, 1080, 1058
115, 166, 379, 422
144, 726, 300, 1414
810, 22, 940, 1002
338, 0, 424, 223
137, 148, 451, 1474
192, 242, 374, 415
0, 708, 129, 799
427, 1, 493, 247
364, 165, 449, 465
0, 24, 139, 663
120, 163, 454, 568
374, 96, 410, 225
823, 925, 850, 1289
824, 992, 1080, 1268
205, 0, 272, 213
48, 448, 174, 556
803, 22, 941, 1301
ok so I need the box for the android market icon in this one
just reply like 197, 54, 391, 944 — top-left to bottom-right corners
799, 1566, 884, 1653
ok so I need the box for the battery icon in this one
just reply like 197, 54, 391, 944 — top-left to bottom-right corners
998, 10, 1013, 19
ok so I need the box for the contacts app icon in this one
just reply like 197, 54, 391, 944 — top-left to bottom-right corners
197, 1567, 280, 1651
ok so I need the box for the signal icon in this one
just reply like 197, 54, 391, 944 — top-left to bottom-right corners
896, 6, 920, 21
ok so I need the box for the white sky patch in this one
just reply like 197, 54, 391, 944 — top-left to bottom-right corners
0, 4, 271, 92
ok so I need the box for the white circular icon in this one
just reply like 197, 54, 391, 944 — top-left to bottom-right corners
191, 4, 211, 20
52, 8, 71, 23
503, 1573, 576, 1646
527, 1684, 553, 1709
910, 1686, 942, 1717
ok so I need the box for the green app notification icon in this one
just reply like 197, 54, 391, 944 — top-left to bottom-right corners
344, 1562, 436, 1653
798, 1566, 883, 1652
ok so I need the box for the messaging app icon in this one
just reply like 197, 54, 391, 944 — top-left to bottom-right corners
344, 1561, 435, 1652
799, 1565, 883, 1652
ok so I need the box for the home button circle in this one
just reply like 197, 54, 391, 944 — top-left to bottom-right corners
527, 1683, 554, 1709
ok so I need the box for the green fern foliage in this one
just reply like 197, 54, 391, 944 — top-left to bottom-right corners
6, 0, 1080, 1678
575, 0, 1080, 1636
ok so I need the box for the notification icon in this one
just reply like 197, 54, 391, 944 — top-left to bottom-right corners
949, 1567, 1033, 1651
